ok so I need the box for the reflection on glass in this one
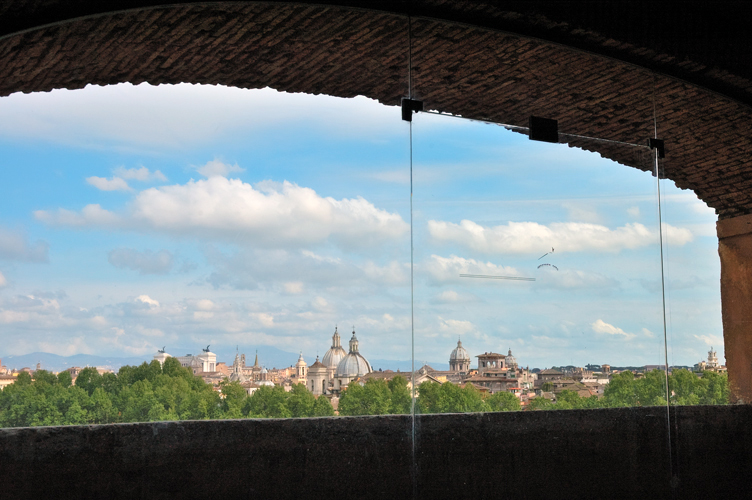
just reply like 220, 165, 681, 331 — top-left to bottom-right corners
409, 110, 697, 412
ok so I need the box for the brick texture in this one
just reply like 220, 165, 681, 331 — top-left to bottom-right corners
0, 3, 750, 218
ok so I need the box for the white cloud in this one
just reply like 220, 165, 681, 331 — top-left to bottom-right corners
0, 84, 402, 151
432, 290, 476, 304
108, 248, 174, 275
438, 317, 476, 335
284, 282, 304, 294
196, 159, 245, 178
423, 254, 521, 284
694, 334, 722, 346
195, 299, 215, 311
591, 319, 636, 340
86, 176, 131, 191
428, 219, 693, 254
0, 226, 49, 262
362, 261, 409, 285
114, 166, 167, 182
627, 206, 640, 218
135, 295, 160, 307
642, 328, 655, 338
36, 177, 408, 250
35, 204, 120, 227
252, 312, 275, 327
0, 271, 6, 287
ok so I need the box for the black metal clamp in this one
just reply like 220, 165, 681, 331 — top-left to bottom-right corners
401, 98, 424, 122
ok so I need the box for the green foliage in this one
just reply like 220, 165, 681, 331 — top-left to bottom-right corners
243, 385, 291, 418
57, 371, 72, 388
338, 379, 391, 416
75, 367, 103, 396
312, 395, 335, 416
16, 371, 32, 386
287, 384, 316, 418
418, 381, 486, 414
337, 377, 416, 416
486, 391, 521, 412
0, 365, 730, 427
220, 380, 247, 419
34, 370, 59, 386
527, 395, 556, 411
387, 375, 412, 414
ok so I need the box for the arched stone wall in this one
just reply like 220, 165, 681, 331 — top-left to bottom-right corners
2, 1, 752, 400
1, 2, 751, 219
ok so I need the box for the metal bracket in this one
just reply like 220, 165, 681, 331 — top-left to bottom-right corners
401, 98, 424, 122
648, 138, 666, 159
529, 116, 559, 143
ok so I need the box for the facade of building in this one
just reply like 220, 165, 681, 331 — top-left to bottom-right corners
308, 356, 328, 396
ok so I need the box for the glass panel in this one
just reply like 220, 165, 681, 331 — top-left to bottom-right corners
410, 111, 667, 413
653, 82, 727, 406
0, 9, 412, 424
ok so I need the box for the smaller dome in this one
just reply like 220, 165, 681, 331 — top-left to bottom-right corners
505, 348, 518, 369
335, 329, 372, 377
322, 327, 347, 368
450, 340, 470, 361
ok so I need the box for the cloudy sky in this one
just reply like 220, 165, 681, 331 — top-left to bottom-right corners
0, 83, 722, 369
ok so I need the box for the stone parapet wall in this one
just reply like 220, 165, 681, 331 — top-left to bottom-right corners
1, 406, 751, 499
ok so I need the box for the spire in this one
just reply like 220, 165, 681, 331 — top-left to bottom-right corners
254, 350, 259, 367
332, 326, 341, 348
349, 328, 359, 353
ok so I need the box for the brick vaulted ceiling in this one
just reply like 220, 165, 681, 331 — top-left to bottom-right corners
1, 1, 751, 219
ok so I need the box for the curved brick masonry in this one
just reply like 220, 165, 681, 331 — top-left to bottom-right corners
1, 3, 752, 219
1, 406, 750, 499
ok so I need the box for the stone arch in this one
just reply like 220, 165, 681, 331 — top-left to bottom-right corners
3, 1, 752, 400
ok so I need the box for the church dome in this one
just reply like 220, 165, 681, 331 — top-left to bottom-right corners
335, 330, 372, 377
505, 348, 518, 370
322, 326, 347, 368
450, 340, 470, 362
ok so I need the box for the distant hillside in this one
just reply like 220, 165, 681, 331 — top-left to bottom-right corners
0, 352, 150, 372
1, 349, 448, 373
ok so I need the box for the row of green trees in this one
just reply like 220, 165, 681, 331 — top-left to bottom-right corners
0, 357, 338, 427
0, 363, 729, 427
335, 375, 517, 415
529, 369, 730, 410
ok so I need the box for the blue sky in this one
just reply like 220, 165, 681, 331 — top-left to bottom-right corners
0, 84, 722, 369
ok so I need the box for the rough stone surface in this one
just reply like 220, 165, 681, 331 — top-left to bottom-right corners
718, 214, 752, 403
1, 407, 751, 499
0, 2, 751, 218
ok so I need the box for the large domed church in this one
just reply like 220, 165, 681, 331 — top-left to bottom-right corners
316, 326, 372, 394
